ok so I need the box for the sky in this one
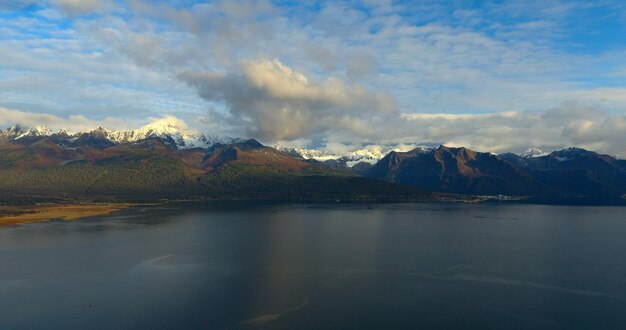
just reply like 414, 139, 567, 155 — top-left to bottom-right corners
1, 0, 626, 156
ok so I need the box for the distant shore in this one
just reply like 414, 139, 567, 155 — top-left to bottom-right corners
0, 203, 137, 226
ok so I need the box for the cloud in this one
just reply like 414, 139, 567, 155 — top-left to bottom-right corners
0, 106, 134, 131
51, 0, 109, 16
561, 112, 626, 153
381, 105, 626, 157
0, 13, 203, 124
178, 59, 395, 141
346, 54, 377, 80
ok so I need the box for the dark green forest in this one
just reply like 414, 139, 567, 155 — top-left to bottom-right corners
0, 156, 428, 203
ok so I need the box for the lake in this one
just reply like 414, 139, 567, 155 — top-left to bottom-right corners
1, 202, 626, 329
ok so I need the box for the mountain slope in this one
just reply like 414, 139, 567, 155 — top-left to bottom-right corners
201, 139, 314, 172
500, 148, 626, 197
0, 135, 428, 202
365, 146, 551, 196
4, 121, 626, 201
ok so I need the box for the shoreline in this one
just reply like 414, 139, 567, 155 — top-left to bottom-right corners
0, 203, 140, 226
2, 194, 624, 227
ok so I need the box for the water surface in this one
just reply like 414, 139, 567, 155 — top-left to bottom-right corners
1, 202, 626, 329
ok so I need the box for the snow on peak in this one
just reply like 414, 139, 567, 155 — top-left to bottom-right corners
1, 125, 52, 140
138, 116, 189, 135
0, 117, 225, 150
410, 146, 434, 154
32, 126, 51, 135
344, 147, 386, 161
98, 117, 218, 149
521, 148, 547, 158
274, 144, 432, 165
106, 117, 187, 144
275, 147, 337, 161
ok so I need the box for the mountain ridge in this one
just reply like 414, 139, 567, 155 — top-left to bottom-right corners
0, 119, 233, 150
364, 145, 554, 196
3, 122, 626, 202
0, 129, 428, 203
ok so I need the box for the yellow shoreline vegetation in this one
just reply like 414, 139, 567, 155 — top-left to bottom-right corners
0, 203, 137, 226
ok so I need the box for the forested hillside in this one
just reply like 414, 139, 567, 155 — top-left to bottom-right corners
0, 137, 428, 203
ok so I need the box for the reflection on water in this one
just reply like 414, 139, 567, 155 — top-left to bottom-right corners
1, 202, 626, 329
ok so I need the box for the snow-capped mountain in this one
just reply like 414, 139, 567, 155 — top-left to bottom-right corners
0, 125, 51, 141
520, 148, 548, 158
343, 148, 389, 165
275, 145, 434, 166
276, 147, 338, 161
275, 146, 384, 165
104, 118, 214, 148
1, 120, 435, 167
0, 118, 232, 150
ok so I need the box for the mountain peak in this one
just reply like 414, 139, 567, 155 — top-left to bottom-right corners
139, 116, 188, 135
549, 147, 592, 161
32, 126, 51, 135
0, 125, 51, 140
410, 146, 433, 154
234, 139, 264, 150
86, 126, 111, 137
521, 148, 547, 158
102, 117, 218, 149
0, 117, 226, 150
274, 144, 429, 166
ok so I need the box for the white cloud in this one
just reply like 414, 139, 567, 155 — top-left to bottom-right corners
50, 0, 110, 16
383, 105, 626, 157
178, 59, 395, 141
0, 106, 133, 131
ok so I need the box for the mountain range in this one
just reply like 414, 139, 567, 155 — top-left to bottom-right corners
0, 122, 425, 203
2, 121, 626, 203
0, 120, 223, 150
365, 146, 553, 196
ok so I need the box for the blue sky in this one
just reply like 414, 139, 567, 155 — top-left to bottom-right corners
1, 0, 626, 156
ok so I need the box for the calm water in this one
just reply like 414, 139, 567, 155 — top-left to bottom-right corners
1, 202, 626, 329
